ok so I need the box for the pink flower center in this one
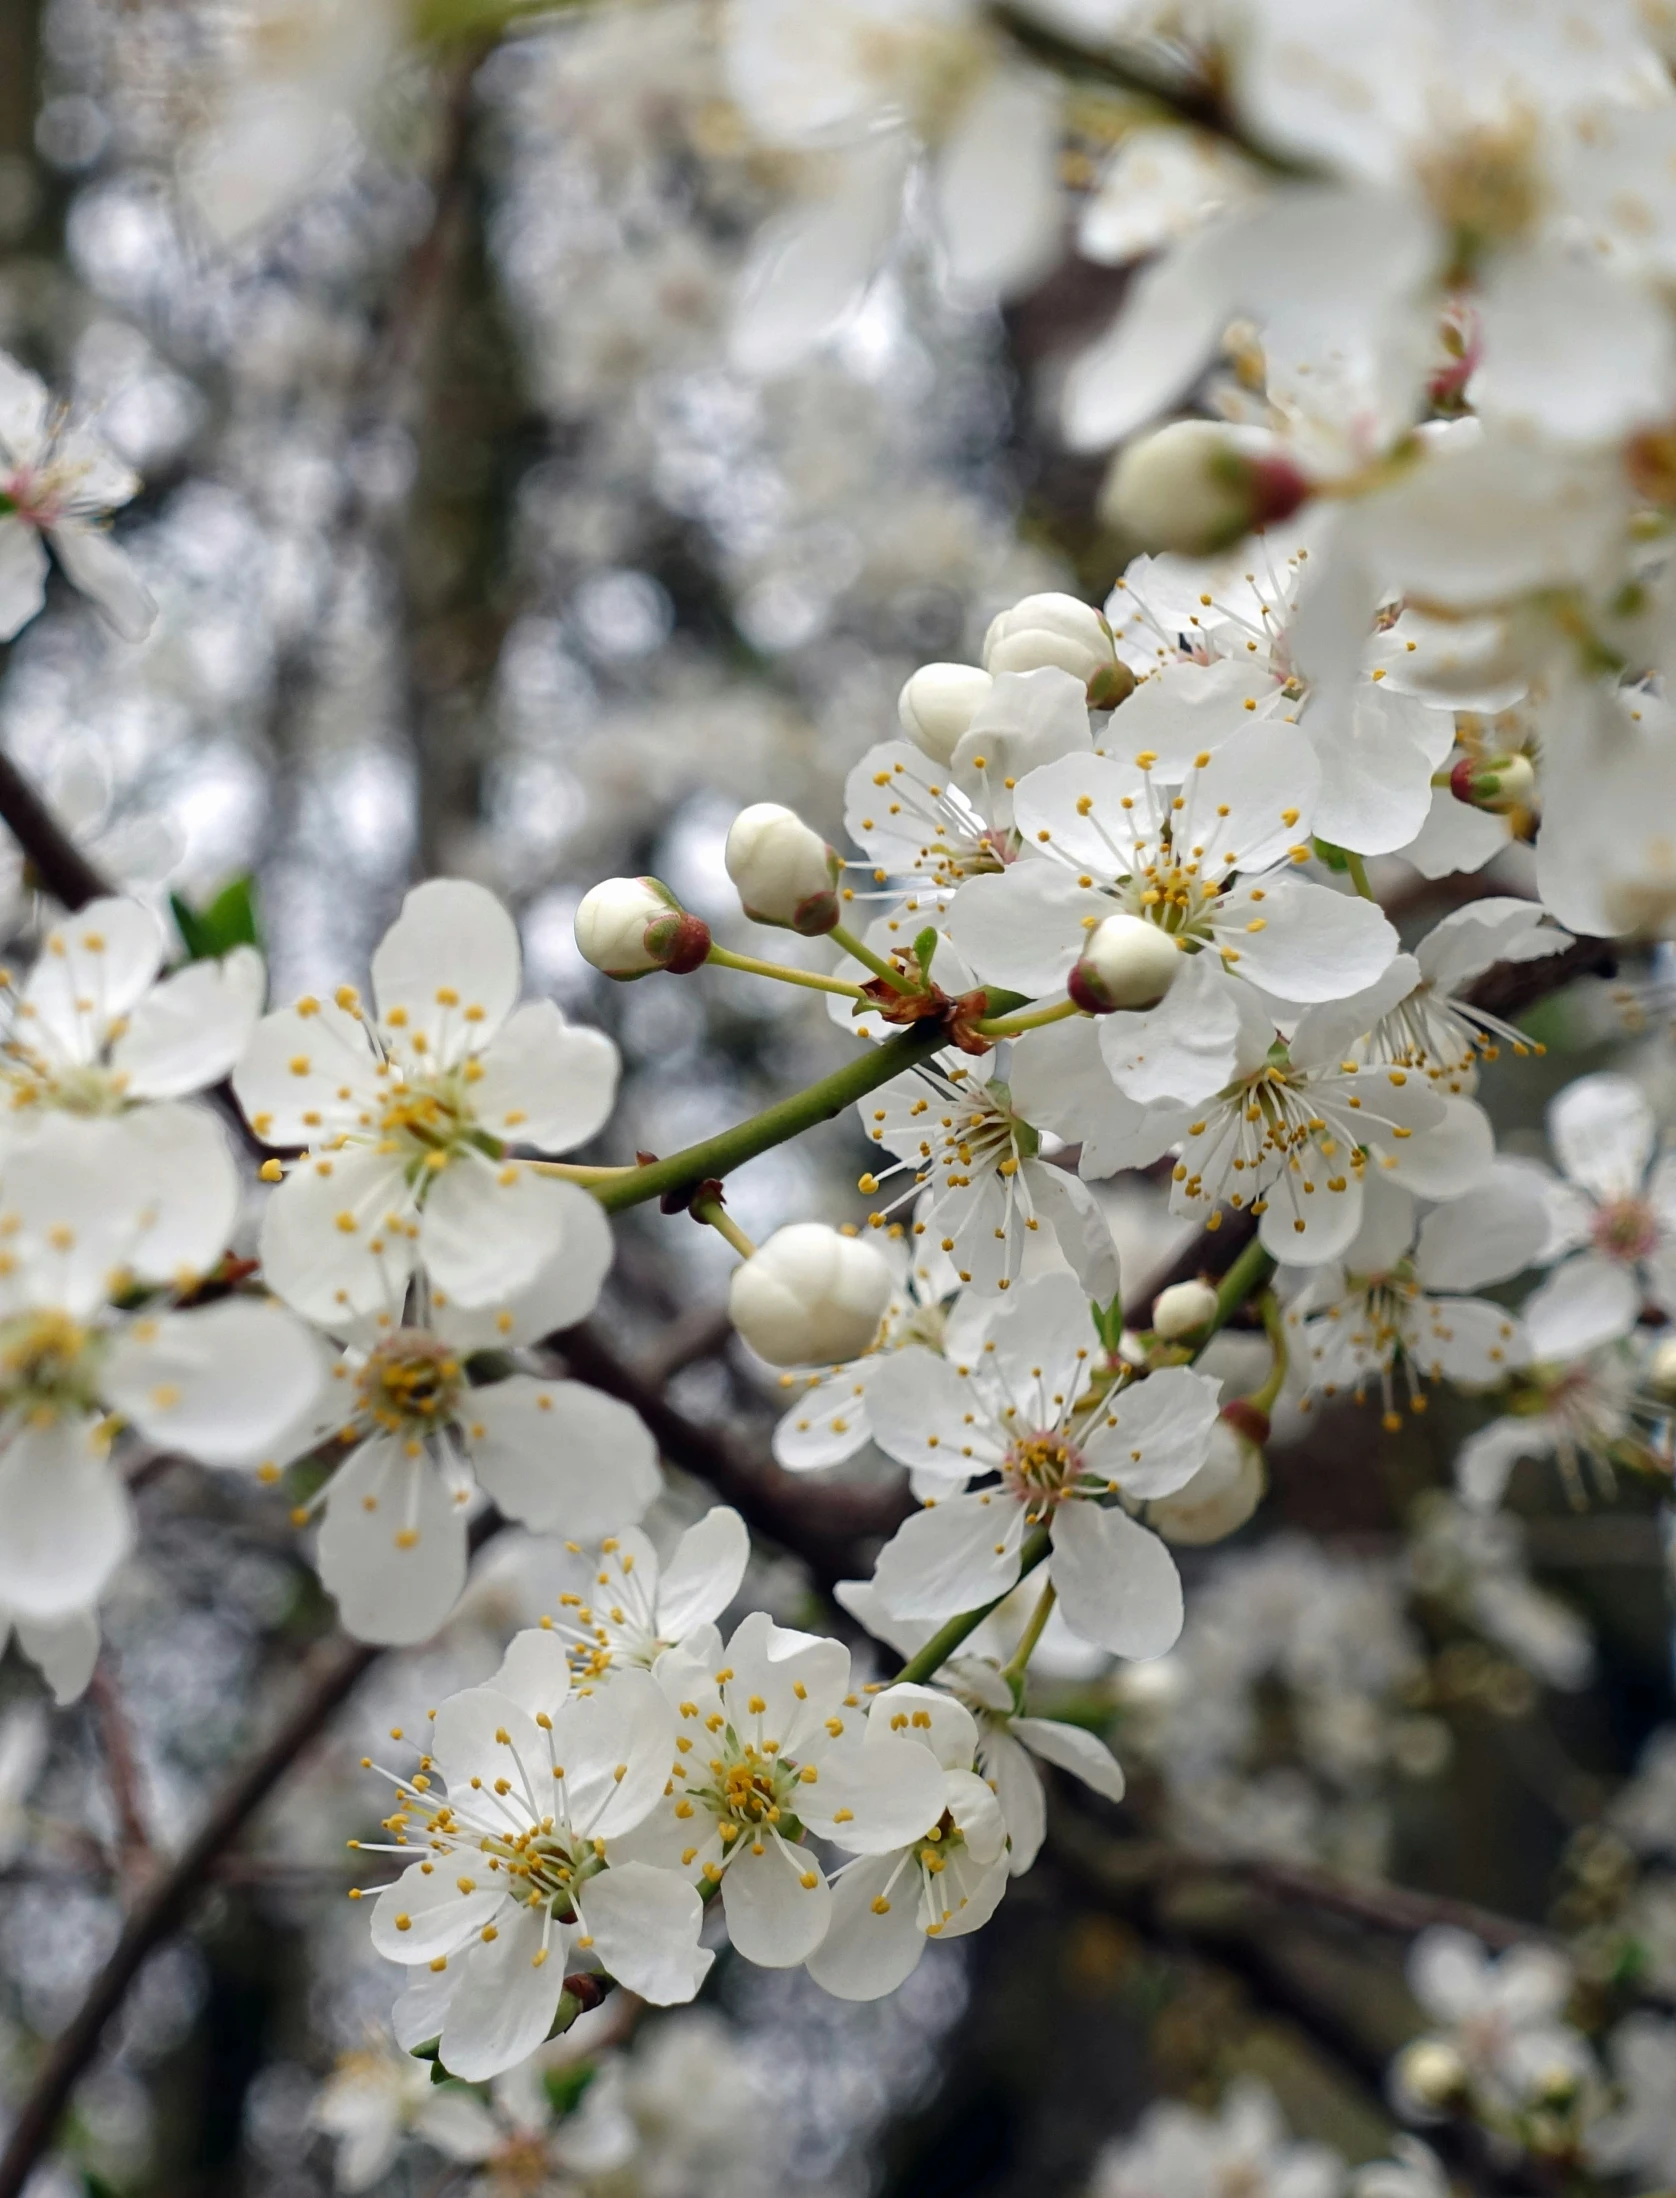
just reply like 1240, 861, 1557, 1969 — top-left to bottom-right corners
1591, 1197, 1657, 1264
2, 466, 60, 528
1002, 1429, 1081, 1507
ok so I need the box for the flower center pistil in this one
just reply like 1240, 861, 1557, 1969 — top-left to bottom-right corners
353, 1333, 465, 1437
0, 1308, 100, 1424
1592, 1198, 1657, 1265
1002, 1429, 1081, 1509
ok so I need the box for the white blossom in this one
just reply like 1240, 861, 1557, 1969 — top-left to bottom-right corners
236, 880, 619, 1326
0, 350, 155, 642
864, 1272, 1218, 1657
367, 1628, 710, 2081
805, 1684, 1011, 2000
1519, 1072, 1676, 1351
1089, 2077, 1344, 2198
542, 1507, 751, 1683
728, 1222, 894, 1368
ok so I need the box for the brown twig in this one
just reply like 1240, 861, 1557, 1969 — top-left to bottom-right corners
555, 1323, 910, 1593
0, 749, 107, 912
0, 1510, 506, 2198
86, 1665, 153, 1891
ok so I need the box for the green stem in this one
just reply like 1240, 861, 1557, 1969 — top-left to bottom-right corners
691, 1195, 756, 1261
1205, 1236, 1276, 1340
591, 1023, 949, 1215
829, 922, 915, 994
893, 1529, 1052, 1686
1345, 851, 1375, 901
705, 943, 866, 1001
999, 1579, 1057, 1691
974, 997, 1083, 1039
1247, 1288, 1288, 1416
530, 1161, 638, 1185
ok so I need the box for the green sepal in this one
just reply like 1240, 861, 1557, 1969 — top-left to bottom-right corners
1310, 837, 1351, 873
1091, 1294, 1126, 1355
911, 927, 939, 984
542, 2060, 598, 2119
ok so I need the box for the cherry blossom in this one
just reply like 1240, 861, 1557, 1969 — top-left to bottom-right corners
236, 879, 619, 1325
1518, 1073, 1676, 1352
805, 1685, 1010, 2001
621, 1610, 947, 1969
365, 1627, 710, 2081
542, 1507, 751, 1683
0, 349, 156, 642
864, 1272, 1219, 1657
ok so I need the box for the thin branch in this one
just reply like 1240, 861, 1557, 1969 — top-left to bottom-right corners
0, 1512, 505, 2198
86, 1665, 153, 1891
0, 749, 106, 912
989, 3, 1318, 178
555, 1324, 910, 1592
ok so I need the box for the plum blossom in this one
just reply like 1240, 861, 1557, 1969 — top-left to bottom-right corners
0, 349, 156, 642
864, 1272, 1219, 1658
858, 1052, 1121, 1298
1285, 1171, 1545, 1426
366, 1627, 711, 2082
0, 896, 264, 1148
278, 1289, 662, 1648
948, 721, 1399, 1107
1518, 1073, 1676, 1351
805, 1685, 1010, 2001
236, 880, 619, 1325
1089, 2077, 1344, 2198
0, 1112, 322, 1621
1395, 1927, 1597, 2128
622, 1610, 947, 1969
542, 1507, 751, 1683
836, 1579, 1126, 1873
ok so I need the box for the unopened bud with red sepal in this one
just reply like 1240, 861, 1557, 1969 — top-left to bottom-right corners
575, 876, 712, 979
1100, 419, 1311, 556
1068, 912, 1183, 1015
725, 803, 841, 936
1149, 1402, 1267, 1545
1448, 752, 1535, 815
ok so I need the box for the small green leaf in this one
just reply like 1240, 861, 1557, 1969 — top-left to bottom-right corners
542, 2060, 598, 2119
1091, 1294, 1125, 1354
1310, 837, 1351, 873
170, 873, 262, 961
911, 927, 939, 982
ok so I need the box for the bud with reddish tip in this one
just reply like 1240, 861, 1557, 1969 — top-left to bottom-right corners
1068, 912, 1182, 1014
724, 803, 841, 935
1100, 419, 1310, 556
1149, 1409, 1265, 1546
1152, 1277, 1219, 1340
898, 663, 993, 766
1448, 751, 1535, 814
575, 876, 712, 980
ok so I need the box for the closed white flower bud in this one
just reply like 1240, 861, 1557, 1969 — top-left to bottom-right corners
1394, 2038, 1469, 2114
983, 593, 1116, 690
1152, 1278, 1219, 1340
729, 1223, 893, 1368
724, 803, 841, 935
575, 875, 711, 980
1068, 913, 1182, 1014
897, 663, 994, 765
1100, 419, 1310, 556
1149, 1415, 1264, 1546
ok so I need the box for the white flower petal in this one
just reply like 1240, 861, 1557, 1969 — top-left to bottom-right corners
371, 879, 522, 1065
317, 1439, 470, 1646
656, 1506, 750, 1638
0, 519, 47, 642
1098, 950, 1243, 1106
865, 1350, 1004, 1478
104, 1297, 326, 1466
233, 999, 383, 1147
982, 1727, 1047, 1873
1012, 1715, 1126, 1804
578, 1862, 712, 2004
1049, 1503, 1182, 1659
47, 521, 156, 641
488, 1627, 572, 1717
1522, 1256, 1641, 1355
111, 947, 265, 1098
804, 1733, 948, 1854
1548, 1073, 1654, 1205
417, 1157, 585, 1310
804, 1851, 927, 1999
430, 1205, 615, 1346
24, 898, 164, 1064
549, 1667, 675, 1840
933, 66, 1062, 297
438, 1905, 567, 2083
465, 1376, 660, 1538
1084, 1364, 1220, 1501
1414, 1172, 1550, 1292
1023, 1161, 1122, 1303
720, 1836, 833, 1967
731, 134, 909, 376
872, 1493, 1026, 1621
470, 1000, 619, 1155
0, 1421, 131, 1620
1218, 876, 1397, 1004
259, 1147, 419, 1327
946, 862, 1108, 996
371, 1860, 505, 1967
